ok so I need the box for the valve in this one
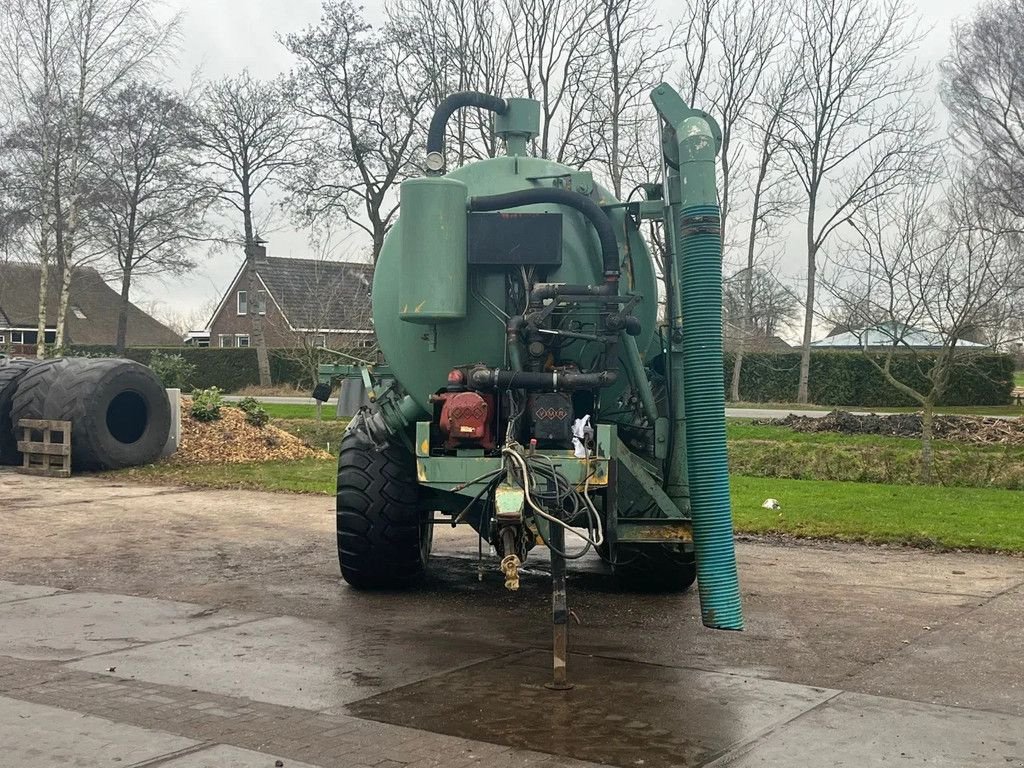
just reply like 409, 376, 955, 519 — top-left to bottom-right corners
500, 554, 522, 591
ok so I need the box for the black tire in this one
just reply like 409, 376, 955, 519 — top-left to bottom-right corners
0, 359, 43, 465
12, 358, 171, 470
613, 544, 697, 592
336, 430, 431, 589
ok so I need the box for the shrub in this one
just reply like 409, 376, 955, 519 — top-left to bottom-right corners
149, 351, 197, 390
191, 387, 223, 422
236, 396, 269, 428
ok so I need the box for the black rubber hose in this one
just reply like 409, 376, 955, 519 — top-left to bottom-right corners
469, 187, 620, 280
427, 91, 508, 160
469, 368, 618, 390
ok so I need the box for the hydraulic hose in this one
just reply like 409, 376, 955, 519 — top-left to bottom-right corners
426, 91, 508, 172
468, 188, 620, 281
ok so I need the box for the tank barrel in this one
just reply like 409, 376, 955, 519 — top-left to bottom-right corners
652, 83, 744, 631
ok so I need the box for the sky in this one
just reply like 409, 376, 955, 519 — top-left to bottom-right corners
137, 0, 984, 331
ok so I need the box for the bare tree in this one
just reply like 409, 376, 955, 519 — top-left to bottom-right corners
282, 0, 431, 263
784, 0, 932, 404
92, 82, 213, 354
193, 71, 302, 386
823, 168, 1023, 481
502, 0, 604, 164
942, 0, 1024, 224
0, 0, 175, 354
679, 0, 786, 244
729, 54, 800, 400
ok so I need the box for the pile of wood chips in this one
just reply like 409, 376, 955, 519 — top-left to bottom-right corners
764, 410, 1024, 446
170, 397, 331, 464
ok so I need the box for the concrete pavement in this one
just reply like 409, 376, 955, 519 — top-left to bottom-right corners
1, 469, 1023, 766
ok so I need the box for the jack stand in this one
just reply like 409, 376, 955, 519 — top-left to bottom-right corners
545, 522, 573, 690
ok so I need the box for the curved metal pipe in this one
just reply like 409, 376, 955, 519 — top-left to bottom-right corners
426, 91, 508, 173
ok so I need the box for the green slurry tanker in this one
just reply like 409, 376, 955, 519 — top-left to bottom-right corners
324, 83, 743, 684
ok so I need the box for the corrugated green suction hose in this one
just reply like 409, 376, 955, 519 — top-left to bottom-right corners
678, 119, 744, 630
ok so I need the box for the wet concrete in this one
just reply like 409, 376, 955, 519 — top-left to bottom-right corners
1, 470, 1024, 766
348, 649, 839, 767
0, 695, 197, 767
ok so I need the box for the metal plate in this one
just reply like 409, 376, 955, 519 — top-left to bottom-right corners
467, 212, 563, 266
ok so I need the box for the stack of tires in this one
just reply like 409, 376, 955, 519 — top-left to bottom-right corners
0, 357, 171, 471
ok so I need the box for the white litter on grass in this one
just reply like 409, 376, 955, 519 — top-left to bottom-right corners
762, 498, 781, 510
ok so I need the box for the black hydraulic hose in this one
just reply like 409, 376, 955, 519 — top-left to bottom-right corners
426, 91, 508, 166
468, 188, 621, 281
469, 367, 618, 390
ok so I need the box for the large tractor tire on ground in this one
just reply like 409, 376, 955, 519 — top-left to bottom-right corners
0, 359, 42, 465
12, 357, 170, 470
336, 430, 432, 589
613, 544, 697, 592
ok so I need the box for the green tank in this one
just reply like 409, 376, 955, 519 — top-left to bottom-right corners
376, 155, 659, 415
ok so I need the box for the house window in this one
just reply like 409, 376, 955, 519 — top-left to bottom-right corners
235, 334, 250, 348
11, 331, 24, 344
237, 291, 247, 315
313, 335, 326, 348
0, 334, 5, 344
256, 290, 266, 315
219, 334, 233, 348
196, 338, 209, 348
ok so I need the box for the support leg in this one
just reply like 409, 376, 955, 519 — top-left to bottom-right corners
545, 523, 573, 691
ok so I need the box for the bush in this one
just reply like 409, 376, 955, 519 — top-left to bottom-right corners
148, 351, 196, 390
725, 351, 1015, 406
236, 396, 269, 428
190, 387, 223, 422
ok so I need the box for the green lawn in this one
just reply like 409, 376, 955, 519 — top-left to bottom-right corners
1016, 371, 1024, 388
260, 403, 340, 420
732, 476, 1024, 552
110, 453, 1024, 553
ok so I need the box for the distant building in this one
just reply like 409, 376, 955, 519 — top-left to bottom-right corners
206, 244, 374, 350
812, 321, 988, 351
723, 322, 792, 353
0, 262, 181, 356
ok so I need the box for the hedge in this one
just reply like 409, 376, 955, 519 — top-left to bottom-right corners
68, 345, 336, 391
69, 345, 1014, 406
726, 351, 1015, 406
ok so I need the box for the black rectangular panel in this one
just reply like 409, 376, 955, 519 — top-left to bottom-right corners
467, 212, 563, 266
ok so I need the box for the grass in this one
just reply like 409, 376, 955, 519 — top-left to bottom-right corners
1016, 371, 1024, 388
274, 418, 347, 453
110, 459, 1024, 553
261, 403, 339, 420
731, 476, 1024, 552
113, 458, 335, 495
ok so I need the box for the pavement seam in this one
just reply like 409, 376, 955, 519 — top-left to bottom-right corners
839, 577, 1024, 692
123, 741, 214, 768
698, 690, 846, 767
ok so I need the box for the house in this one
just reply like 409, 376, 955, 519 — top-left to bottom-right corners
0, 261, 181, 356
723, 322, 792, 353
206, 244, 374, 350
812, 321, 988, 351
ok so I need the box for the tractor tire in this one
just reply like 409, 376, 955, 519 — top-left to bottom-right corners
0, 359, 43, 465
613, 544, 697, 592
336, 430, 431, 589
12, 358, 170, 470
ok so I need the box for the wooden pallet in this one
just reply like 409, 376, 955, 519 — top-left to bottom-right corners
16, 418, 72, 478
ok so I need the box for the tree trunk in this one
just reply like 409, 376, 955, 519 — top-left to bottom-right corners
54, 264, 72, 350
116, 265, 132, 355
242, 191, 271, 387
797, 216, 817, 404
920, 400, 935, 484
730, 347, 744, 402
35, 233, 50, 359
